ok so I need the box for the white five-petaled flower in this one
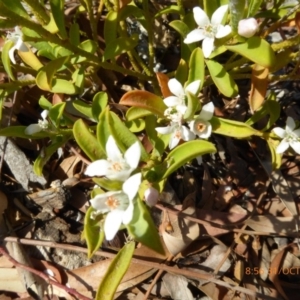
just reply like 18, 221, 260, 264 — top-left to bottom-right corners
189, 102, 214, 139
184, 5, 232, 58
238, 18, 259, 38
25, 110, 49, 135
6, 26, 29, 64
85, 136, 141, 181
272, 117, 300, 154
156, 122, 195, 149
90, 173, 141, 240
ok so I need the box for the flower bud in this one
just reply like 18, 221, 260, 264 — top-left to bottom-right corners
238, 18, 258, 38
144, 187, 159, 207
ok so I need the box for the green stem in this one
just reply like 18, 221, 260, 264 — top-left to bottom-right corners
176, 0, 185, 19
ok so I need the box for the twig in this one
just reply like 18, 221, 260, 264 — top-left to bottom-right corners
0, 246, 92, 300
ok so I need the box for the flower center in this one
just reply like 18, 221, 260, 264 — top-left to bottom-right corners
196, 122, 206, 132
108, 159, 130, 173
38, 119, 49, 130
174, 129, 182, 139
201, 24, 218, 38
164, 107, 183, 123
111, 162, 123, 171
105, 196, 120, 210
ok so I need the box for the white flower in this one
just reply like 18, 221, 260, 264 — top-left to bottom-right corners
156, 122, 195, 149
164, 78, 201, 107
90, 173, 141, 240
272, 117, 300, 154
238, 18, 259, 38
184, 5, 232, 58
85, 136, 141, 181
144, 187, 159, 207
25, 110, 49, 135
6, 26, 29, 64
189, 102, 214, 138
164, 106, 187, 122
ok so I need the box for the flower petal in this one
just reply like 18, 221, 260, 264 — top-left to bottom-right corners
15, 38, 28, 52
41, 110, 48, 120
106, 136, 122, 161
272, 127, 286, 139
185, 80, 201, 95
168, 78, 184, 98
104, 210, 124, 240
124, 141, 140, 170
286, 116, 296, 132
293, 129, 300, 138
290, 140, 300, 154
169, 133, 180, 149
184, 29, 206, 44
181, 125, 196, 141
202, 37, 215, 58
199, 102, 215, 120
122, 173, 141, 201
276, 140, 289, 154
25, 124, 42, 135
84, 159, 110, 177
215, 25, 232, 38
164, 96, 182, 107
196, 156, 203, 165
122, 202, 134, 224
8, 46, 17, 64
156, 126, 173, 135
211, 5, 228, 26
193, 6, 210, 27
197, 122, 212, 139
90, 191, 120, 212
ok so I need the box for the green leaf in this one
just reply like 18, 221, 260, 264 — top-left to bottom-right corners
50, 79, 78, 94
160, 140, 216, 179
97, 107, 111, 153
109, 111, 149, 161
84, 206, 104, 258
187, 48, 205, 90
229, 0, 246, 32
125, 107, 152, 122
73, 99, 94, 120
184, 91, 199, 120
50, 0, 67, 39
103, 35, 139, 61
206, 59, 239, 97
39, 95, 52, 110
95, 241, 135, 300
104, 11, 118, 46
204, 0, 218, 18
1, 0, 29, 19
175, 59, 188, 85
92, 92, 108, 121
247, 0, 263, 17
211, 116, 262, 138
125, 119, 145, 132
225, 37, 276, 68
1, 40, 15, 80
34, 135, 69, 176
120, 90, 167, 117
154, 5, 180, 18
267, 139, 281, 170
69, 23, 80, 46
48, 102, 66, 127
127, 199, 164, 254
93, 178, 123, 191
78, 39, 97, 54
0, 126, 52, 139
73, 119, 105, 161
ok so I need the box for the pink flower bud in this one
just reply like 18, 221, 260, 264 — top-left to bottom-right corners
144, 187, 159, 207
238, 18, 258, 38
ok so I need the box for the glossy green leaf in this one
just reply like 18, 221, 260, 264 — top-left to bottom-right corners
120, 90, 167, 117
50, 79, 78, 94
84, 206, 104, 258
48, 102, 66, 127
267, 138, 281, 170
72, 67, 85, 94
93, 178, 123, 191
206, 59, 238, 97
50, 0, 67, 39
125, 107, 152, 122
154, 5, 180, 18
97, 107, 111, 153
211, 116, 262, 138
1, 40, 15, 80
125, 119, 145, 132
73, 119, 105, 161
96, 241, 135, 300
78, 39, 97, 54
39, 95, 52, 110
103, 35, 139, 61
73, 99, 94, 120
36, 56, 69, 91
92, 92, 108, 121
247, 0, 263, 17
34, 135, 69, 176
161, 140, 216, 179
109, 111, 149, 161
69, 23, 80, 46
127, 199, 164, 254
104, 11, 118, 46
229, 0, 246, 32
204, 0, 218, 18
0, 126, 52, 139
187, 48, 204, 90
226, 37, 276, 68
175, 59, 188, 85
184, 91, 199, 120
1, 0, 29, 19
